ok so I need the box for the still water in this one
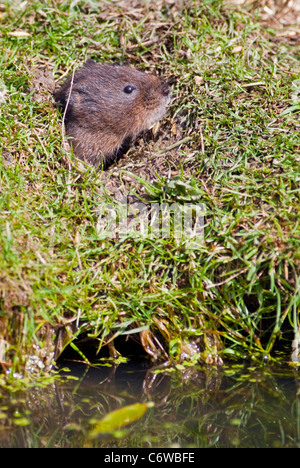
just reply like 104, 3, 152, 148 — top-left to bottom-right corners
0, 362, 299, 448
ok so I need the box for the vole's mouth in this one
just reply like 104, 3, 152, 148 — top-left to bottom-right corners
145, 101, 169, 130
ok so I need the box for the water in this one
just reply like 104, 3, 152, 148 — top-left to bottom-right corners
0, 362, 299, 448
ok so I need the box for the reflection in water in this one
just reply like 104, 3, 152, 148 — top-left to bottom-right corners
0, 362, 299, 448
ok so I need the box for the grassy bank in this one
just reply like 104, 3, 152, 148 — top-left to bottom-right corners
0, 0, 300, 380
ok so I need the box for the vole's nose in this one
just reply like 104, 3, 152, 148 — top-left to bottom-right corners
162, 84, 170, 97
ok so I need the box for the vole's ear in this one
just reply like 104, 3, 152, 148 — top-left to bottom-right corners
54, 82, 88, 109
71, 83, 89, 96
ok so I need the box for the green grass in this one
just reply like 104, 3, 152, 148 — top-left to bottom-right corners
0, 0, 300, 380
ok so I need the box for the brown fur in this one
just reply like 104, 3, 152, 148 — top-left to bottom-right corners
54, 60, 170, 169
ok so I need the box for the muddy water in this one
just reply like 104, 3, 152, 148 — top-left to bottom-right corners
0, 362, 299, 448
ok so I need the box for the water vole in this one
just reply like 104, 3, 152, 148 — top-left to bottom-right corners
54, 59, 170, 169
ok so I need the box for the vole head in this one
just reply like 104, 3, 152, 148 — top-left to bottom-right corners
54, 60, 170, 167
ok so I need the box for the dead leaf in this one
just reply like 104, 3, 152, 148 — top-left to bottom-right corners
194, 75, 204, 86
7, 30, 31, 37
231, 45, 243, 53
0, 80, 7, 104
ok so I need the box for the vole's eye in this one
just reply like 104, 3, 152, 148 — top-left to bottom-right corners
123, 85, 135, 94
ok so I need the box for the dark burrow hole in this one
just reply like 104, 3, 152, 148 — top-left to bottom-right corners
57, 333, 151, 365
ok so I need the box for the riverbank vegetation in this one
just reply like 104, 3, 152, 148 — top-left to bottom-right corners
0, 0, 300, 381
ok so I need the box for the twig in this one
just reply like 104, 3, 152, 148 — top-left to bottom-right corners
206, 267, 248, 289
61, 67, 75, 191
199, 125, 205, 154
158, 136, 193, 153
